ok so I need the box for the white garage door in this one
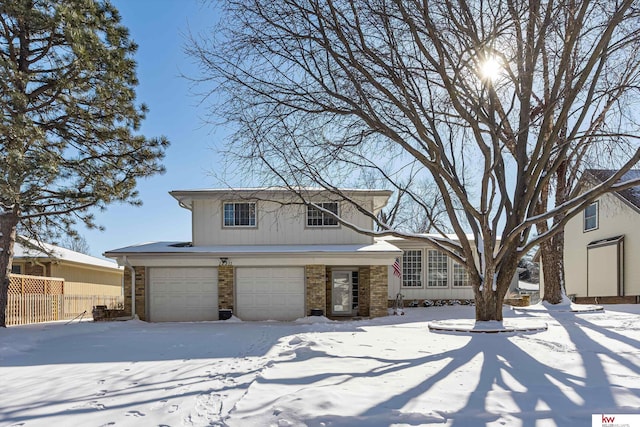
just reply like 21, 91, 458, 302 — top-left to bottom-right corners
149, 267, 218, 322
236, 267, 305, 321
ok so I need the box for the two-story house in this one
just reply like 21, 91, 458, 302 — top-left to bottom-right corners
104, 188, 401, 322
560, 169, 640, 303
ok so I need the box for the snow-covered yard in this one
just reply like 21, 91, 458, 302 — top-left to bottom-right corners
1, 305, 639, 427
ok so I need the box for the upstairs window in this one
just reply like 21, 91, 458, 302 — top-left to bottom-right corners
307, 202, 339, 227
224, 202, 256, 227
402, 250, 423, 287
584, 202, 598, 232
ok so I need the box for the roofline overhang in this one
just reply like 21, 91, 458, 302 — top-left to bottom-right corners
578, 170, 640, 215
13, 256, 123, 273
169, 188, 393, 213
104, 249, 402, 260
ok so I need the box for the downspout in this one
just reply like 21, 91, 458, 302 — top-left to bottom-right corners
34, 260, 48, 275
34, 260, 53, 292
121, 256, 138, 320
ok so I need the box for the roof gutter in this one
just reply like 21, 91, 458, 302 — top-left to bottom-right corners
120, 256, 138, 320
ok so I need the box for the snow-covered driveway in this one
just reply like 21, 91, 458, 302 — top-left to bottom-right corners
1, 305, 639, 426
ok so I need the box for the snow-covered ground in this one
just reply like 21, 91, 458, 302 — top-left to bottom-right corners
1, 304, 639, 427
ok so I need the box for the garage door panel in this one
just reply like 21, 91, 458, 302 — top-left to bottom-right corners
236, 267, 305, 321
149, 267, 218, 322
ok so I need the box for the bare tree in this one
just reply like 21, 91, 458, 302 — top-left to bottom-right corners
57, 234, 91, 256
190, 0, 640, 321
377, 181, 451, 233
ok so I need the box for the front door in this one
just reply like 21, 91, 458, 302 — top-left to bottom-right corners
332, 270, 352, 315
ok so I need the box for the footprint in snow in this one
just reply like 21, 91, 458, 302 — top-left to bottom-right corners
75, 401, 106, 410
168, 404, 179, 413
125, 410, 145, 417
150, 399, 168, 410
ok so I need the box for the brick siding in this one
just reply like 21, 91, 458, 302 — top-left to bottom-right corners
218, 265, 234, 310
305, 265, 326, 316
123, 266, 146, 320
369, 265, 388, 318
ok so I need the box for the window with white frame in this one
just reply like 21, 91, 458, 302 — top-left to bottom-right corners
402, 250, 422, 287
307, 202, 339, 227
223, 202, 256, 227
427, 249, 448, 287
584, 201, 598, 232
452, 261, 470, 287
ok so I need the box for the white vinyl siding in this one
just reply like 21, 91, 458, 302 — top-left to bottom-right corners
388, 244, 476, 301
564, 190, 639, 298
192, 199, 373, 246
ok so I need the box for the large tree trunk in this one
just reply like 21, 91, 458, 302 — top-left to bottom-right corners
533, 169, 567, 305
0, 209, 20, 327
538, 162, 568, 305
540, 230, 566, 304
475, 288, 504, 321
473, 259, 518, 322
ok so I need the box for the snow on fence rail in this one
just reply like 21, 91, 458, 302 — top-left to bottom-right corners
6, 294, 124, 326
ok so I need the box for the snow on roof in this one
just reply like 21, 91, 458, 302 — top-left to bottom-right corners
170, 187, 392, 195
104, 240, 402, 257
377, 233, 476, 242
586, 169, 640, 209
14, 238, 121, 270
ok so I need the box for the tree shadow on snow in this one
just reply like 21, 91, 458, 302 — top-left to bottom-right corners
250, 312, 639, 427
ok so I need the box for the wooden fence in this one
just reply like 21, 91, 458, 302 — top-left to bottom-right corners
9, 273, 64, 295
6, 294, 124, 326
6, 274, 123, 326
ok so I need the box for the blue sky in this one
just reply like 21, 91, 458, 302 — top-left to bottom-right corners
83, 1, 229, 259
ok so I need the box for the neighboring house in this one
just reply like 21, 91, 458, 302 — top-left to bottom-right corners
384, 235, 519, 304
12, 238, 123, 296
104, 188, 401, 322
560, 169, 640, 302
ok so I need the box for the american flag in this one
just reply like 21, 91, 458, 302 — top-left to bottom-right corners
393, 257, 402, 278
